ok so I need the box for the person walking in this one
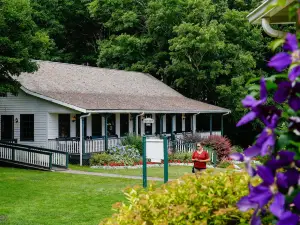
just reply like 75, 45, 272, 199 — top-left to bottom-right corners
192, 143, 210, 174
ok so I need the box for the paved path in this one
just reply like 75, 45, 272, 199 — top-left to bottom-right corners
57, 169, 170, 181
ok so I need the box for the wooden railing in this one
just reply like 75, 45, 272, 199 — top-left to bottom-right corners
0, 141, 68, 168
47, 137, 124, 154
0, 143, 53, 170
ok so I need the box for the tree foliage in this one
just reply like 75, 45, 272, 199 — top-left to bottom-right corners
0, 0, 51, 94
1, 0, 275, 145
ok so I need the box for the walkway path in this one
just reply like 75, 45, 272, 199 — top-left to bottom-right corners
57, 169, 170, 181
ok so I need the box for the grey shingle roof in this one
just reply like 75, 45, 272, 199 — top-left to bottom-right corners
17, 61, 230, 113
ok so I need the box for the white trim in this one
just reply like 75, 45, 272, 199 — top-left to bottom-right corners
20, 87, 86, 113
247, 0, 295, 24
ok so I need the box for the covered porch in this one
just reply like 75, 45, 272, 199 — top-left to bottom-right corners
46, 112, 226, 153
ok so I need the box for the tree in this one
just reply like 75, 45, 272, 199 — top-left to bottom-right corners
0, 0, 51, 94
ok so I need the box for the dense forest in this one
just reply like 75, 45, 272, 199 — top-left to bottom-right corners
1, 0, 274, 145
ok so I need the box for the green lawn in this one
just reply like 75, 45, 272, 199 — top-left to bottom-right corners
69, 164, 194, 179
0, 166, 150, 225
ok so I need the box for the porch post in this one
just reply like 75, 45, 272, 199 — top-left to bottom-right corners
104, 114, 108, 151
152, 113, 156, 135
221, 114, 224, 136
133, 114, 136, 135
171, 114, 176, 140
163, 114, 166, 133
210, 114, 212, 135
192, 114, 196, 134
135, 116, 139, 136
82, 118, 86, 154
182, 114, 185, 132
116, 113, 120, 138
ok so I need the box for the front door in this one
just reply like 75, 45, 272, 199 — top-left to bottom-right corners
144, 114, 152, 135
1, 115, 14, 140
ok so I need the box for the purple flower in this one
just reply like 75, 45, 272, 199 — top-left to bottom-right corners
294, 193, 300, 211
268, 33, 300, 81
274, 81, 300, 111
270, 193, 299, 225
237, 78, 267, 127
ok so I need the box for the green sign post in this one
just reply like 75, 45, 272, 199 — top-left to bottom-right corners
142, 135, 147, 188
163, 136, 168, 183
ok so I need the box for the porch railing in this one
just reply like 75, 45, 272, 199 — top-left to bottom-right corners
0, 143, 53, 170
0, 141, 68, 168
47, 137, 124, 154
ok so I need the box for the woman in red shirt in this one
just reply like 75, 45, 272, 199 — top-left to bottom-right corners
192, 143, 210, 173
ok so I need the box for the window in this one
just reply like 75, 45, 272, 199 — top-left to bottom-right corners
185, 114, 192, 132
92, 114, 102, 137
155, 114, 161, 135
120, 114, 129, 137
107, 114, 116, 136
176, 114, 182, 133
59, 114, 70, 138
20, 114, 34, 141
166, 114, 172, 134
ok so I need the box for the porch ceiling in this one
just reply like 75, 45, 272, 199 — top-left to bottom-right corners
247, 0, 296, 24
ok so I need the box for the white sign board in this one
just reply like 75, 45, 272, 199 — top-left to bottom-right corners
143, 118, 154, 124
146, 138, 164, 163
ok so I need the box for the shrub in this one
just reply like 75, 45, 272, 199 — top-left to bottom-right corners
90, 153, 113, 166
100, 171, 254, 225
108, 145, 141, 166
121, 135, 142, 155
168, 152, 192, 163
231, 145, 243, 153
180, 133, 202, 143
201, 135, 231, 161
217, 160, 232, 168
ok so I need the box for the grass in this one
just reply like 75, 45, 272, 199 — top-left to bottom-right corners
69, 164, 231, 179
69, 164, 194, 179
0, 166, 153, 225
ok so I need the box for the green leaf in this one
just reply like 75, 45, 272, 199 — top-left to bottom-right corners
266, 80, 278, 91
277, 134, 290, 150
269, 38, 285, 51
246, 77, 261, 85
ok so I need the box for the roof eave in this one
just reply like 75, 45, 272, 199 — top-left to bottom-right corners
247, 0, 295, 25
85, 109, 231, 114
21, 87, 87, 113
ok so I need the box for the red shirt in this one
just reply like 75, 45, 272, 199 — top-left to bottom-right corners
192, 150, 209, 169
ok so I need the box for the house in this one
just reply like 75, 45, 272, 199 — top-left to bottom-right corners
0, 60, 230, 154
247, 0, 296, 37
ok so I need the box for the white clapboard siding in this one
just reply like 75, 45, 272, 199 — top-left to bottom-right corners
0, 90, 77, 148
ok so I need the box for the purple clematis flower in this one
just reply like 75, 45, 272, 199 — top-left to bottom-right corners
268, 33, 300, 81
237, 78, 267, 127
274, 81, 300, 111
294, 193, 300, 211
229, 152, 257, 176
270, 193, 299, 225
